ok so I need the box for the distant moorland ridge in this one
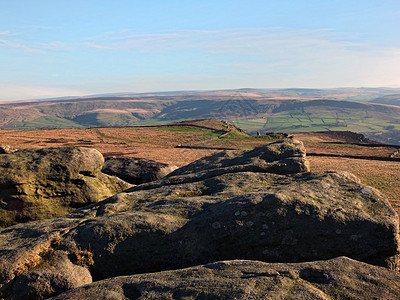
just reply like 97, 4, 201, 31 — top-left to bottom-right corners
1, 88, 400, 145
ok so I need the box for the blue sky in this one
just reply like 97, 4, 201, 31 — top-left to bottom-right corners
0, 0, 399, 101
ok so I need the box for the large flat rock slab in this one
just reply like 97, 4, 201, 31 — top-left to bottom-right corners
51, 257, 400, 300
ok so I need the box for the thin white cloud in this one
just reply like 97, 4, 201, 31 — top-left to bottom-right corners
0, 29, 72, 53
41, 41, 71, 51
1, 27, 399, 99
0, 37, 75, 53
84, 28, 365, 54
84, 42, 110, 50
0, 38, 45, 53
82, 28, 400, 88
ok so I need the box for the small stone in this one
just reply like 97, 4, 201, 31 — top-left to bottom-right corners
234, 211, 241, 216
235, 220, 244, 226
360, 188, 372, 195
260, 232, 266, 236
246, 221, 254, 227
336, 229, 342, 234
241, 211, 248, 217
262, 224, 268, 230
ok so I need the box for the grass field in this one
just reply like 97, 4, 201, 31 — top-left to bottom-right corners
231, 110, 400, 136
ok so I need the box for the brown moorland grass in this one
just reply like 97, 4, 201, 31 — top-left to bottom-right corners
0, 127, 221, 166
293, 132, 400, 214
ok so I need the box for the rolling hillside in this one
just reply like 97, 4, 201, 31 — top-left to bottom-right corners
371, 94, 400, 107
1, 88, 400, 145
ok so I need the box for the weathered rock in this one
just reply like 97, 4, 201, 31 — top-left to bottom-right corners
60, 171, 399, 280
102, 156, 178, 184
0, 147, 132, 228
0, 217, 87, 293
0, 139, 399, 299
165, 137, 310, 178
50, 257, 400, 300
0, 145, 18, 154
10, 251, 92, 300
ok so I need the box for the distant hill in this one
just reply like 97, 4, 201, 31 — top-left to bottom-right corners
17, 87, 400, 102
371, 94, 400, 107
1, 88, 400, 145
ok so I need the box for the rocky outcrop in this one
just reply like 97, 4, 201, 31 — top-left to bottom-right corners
166, 137, 310, 177
0, 147, 132, 228
10, 251, 92, 300
0, 139, 399, 299
51, 257, 400, 300
102, 157, 178, 184
0, 145, 18, 154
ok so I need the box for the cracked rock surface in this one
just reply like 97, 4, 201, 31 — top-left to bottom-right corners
0, 139, 399, 299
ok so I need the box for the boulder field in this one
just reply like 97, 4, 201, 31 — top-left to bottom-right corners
0, 139, 399, 299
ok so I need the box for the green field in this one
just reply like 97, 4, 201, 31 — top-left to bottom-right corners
231, 111, 400, 135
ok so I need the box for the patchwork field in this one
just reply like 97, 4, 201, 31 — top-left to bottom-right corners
231, 109, 400, 136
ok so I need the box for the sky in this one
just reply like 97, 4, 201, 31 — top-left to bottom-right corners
0, 0, 400, 101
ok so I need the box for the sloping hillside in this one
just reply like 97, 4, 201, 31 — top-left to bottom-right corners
1, 89, 400, 145
371, 94, 400, 107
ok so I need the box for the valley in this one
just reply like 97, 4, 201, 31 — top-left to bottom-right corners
1, 88, 400, 145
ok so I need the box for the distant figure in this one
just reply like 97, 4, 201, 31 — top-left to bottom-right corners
256, 131, 260, 136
